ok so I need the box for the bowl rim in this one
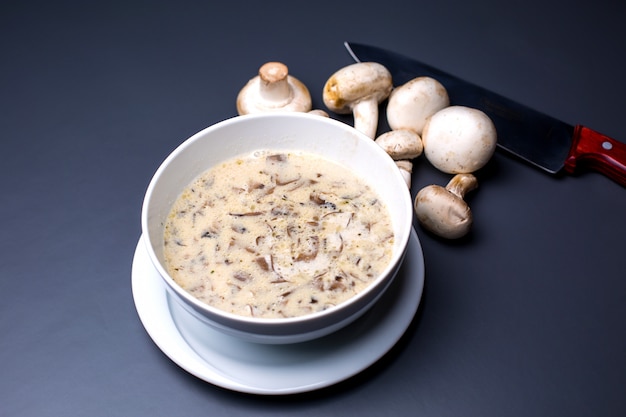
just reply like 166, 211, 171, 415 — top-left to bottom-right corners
141, 112, 413, 329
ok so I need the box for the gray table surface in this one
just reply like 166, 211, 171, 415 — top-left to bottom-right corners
2, 1, 625, 416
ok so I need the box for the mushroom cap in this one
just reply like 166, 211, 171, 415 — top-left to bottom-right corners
414, 184, 472, 239
322, 62, 392, 114
375, 129, 423, 160
237, 62, 312, 115
308, 109, 329, 117
386, 76, 449, 135
422, 105, 497, 174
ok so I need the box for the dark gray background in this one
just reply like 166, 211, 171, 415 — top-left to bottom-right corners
2, 1, 625, 416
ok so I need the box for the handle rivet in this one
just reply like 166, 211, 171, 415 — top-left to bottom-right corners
602, 141, 613, 150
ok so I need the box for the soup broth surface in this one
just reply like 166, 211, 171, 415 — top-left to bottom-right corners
163, 150, 394, 318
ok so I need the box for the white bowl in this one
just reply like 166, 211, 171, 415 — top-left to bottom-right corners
141, 113, 413, 344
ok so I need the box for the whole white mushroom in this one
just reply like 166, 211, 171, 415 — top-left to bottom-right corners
323, 62, 393, 139
375, 129, 423, 161
386, 76, 449, 135
237, 62, 312, 115
414, 173, 478, 239
422, 105, 497, 174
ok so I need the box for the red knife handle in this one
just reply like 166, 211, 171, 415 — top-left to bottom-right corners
564, 125, 626, 187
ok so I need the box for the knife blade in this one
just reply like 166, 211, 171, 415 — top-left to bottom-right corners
345, 42, 626, 187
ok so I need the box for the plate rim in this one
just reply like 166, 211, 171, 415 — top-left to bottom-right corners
131, 229, 424, 395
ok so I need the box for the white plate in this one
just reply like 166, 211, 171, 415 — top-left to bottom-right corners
131, 229, 424, 395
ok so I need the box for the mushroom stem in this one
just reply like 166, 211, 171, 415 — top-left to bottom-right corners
352, 99, 379, 139
395, 160, 413, 189
258, 62, 292, 106
446, 172, 478, 199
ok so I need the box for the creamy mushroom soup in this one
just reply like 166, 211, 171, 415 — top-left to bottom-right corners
163, 150, 394, 318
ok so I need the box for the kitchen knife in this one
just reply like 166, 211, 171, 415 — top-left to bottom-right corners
345, 42, 626, 187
